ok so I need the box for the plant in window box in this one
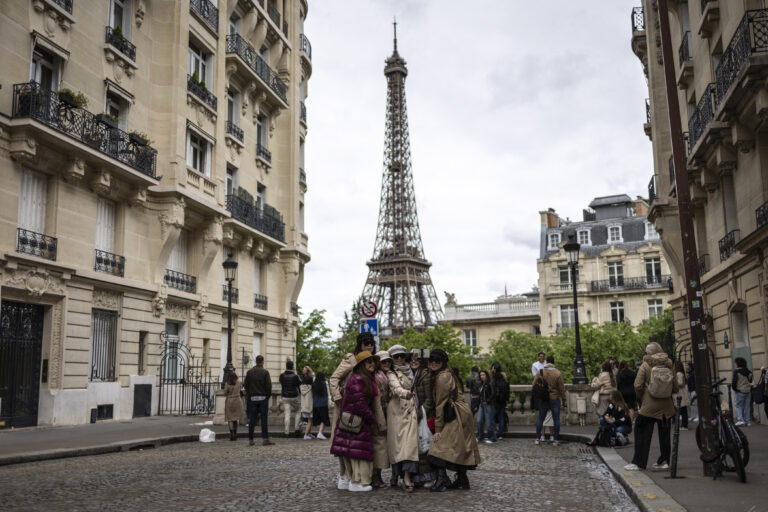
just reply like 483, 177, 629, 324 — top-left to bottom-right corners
112, 25, 124, 40
96, 112, 120, 129
57, 88, 88, 108
236, 186, 255, 205
128, 130, 152, 146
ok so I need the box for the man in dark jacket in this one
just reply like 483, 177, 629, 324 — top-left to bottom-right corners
466, 366, 481, 415
244, 355, 274, 446
279, 360, 302, 436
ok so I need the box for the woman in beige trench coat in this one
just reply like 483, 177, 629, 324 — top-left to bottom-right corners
386, 344, 420, 492
426, 349, 481, 492
371, 350, 392, 488
224, 371, 244, 441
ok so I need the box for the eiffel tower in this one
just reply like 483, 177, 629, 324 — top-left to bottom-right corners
362, 23, 443, 336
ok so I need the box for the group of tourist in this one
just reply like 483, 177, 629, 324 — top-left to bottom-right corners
328, 332, 481, 492
465, 362, 511, 444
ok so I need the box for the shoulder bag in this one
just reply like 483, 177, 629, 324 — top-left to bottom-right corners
442, 373, 459, 423
337, 389, 363, 434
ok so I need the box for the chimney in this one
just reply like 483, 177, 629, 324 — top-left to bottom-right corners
635, 197, 649, 217
539, 208, 559, 228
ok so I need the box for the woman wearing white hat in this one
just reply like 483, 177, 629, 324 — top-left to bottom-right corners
385, 344, 419, 492
371, 350, 393, 488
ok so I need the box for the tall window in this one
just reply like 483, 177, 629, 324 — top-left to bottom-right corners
220, 328, 229, 380
226, 89, 238, 126
18, 169, 47, 234
608, 261, 624, 287
610, 301, 625, 322
559, 304, 575, 327
187, 129, 211, 177
90, 309, 118, 382
105, 91, 127, 130
188, 42, 210, 84
463, 329, 477, 353
731, 305, 750, 350
647, 299, 663, 318
229, 14, 240, 36
548, 232, 561, 250
226, 166, 238, 197
252, 332, 262, 363
253, 258, 261, 294
95, 198, 116, 253
645, 257, 662, 284
256, 183, 266, 211
299, 202, 305, 232
608, 225, 622, 243
645, 221, 659, 240
164, 321, 183, 381
559, 265, 577, 284
577, 229, 591, 246
168, 230, 188, 274
256, 115, 267, 149
109, 0, 128, 32
31, 47, 59, 91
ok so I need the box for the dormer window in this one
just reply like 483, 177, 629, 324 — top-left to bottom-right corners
577, 229, 591, 246
645, 221, 659, 240
608, 224, 623, 243
548, 232, 561, 250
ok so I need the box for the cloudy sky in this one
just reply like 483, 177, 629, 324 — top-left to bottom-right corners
301, 1, 652, 333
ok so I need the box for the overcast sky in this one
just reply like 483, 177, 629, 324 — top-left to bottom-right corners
300, 1, 652, 333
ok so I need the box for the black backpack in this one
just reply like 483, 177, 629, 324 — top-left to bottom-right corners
596, 425, 617, 447
492, 374, 509, 404
532, 370, 549, 403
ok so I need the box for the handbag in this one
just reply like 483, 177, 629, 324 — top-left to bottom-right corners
417, 406, 432, 454
752, 372, 766, 405
337, 391, 363, 434
591, 389, 600, 407
443, 401, 457, 423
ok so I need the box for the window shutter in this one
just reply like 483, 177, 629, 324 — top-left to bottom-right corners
18, 169, 47, 233
168, 230, 187, 273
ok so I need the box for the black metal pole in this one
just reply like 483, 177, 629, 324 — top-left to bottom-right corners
223, 278, 234, 388
571, 261, 587, 384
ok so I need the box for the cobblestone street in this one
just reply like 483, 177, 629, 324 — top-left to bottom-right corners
0, 438, 637, 511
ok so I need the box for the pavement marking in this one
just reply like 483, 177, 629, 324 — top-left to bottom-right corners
642, 493, 657, 499
630, 480, 644, 487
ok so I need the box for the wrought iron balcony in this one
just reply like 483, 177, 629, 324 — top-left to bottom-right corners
590, 275, 672, 293
164, 269, 197, 293
222, 284, 239, 304
698, 253, 709, 275
51, 0, 73, 14
678, 31, 692, 67
105, 26, 136, 61
256, 143, 271, 163
718, 229, 740, 262
190, 0, 219, 33
225, 34, 287, 103
187, 74, 217, 111
12, 82, 158, 178
300, 101, 307, 123
648, 175, 657, 205
267, 2, 280, 26
299, 167, 306, 182
254, 293, 268, 310
756, 200, 768, 230
291, 302, 298, 316
16, 228, 57, 261
300, 34, 312, 60
645, 98, 650, 123
225, 194, 286, 242
687, 83, 715, 152
94, 249, 125, 277
225, 120, 243, 142
715, 10, 768, 106
631, 6, 644, 32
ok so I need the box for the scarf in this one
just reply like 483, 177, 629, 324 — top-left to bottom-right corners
394, 363, 413, 383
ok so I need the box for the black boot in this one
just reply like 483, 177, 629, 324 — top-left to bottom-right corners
448, 469, 470, 490
232, 421, 238, 441
430, 469, 450, 492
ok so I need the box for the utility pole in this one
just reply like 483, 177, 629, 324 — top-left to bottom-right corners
656, 0, 717, 474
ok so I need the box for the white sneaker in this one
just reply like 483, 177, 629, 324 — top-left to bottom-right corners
652, 462, 669, 470
317, 432, 327, 440
337, 475, 349, 490
735, 421, 745, 427
690, 417, 699, 422
680, 427, 688, 431
348, 482, 372, 492
623, 463, 640, 471
303, 435, 313, 440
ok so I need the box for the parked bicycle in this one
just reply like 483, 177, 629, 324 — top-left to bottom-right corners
694, 377, 748, 482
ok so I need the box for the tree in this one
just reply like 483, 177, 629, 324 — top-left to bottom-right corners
295, 307, 334, 376
382, 323, 475, 379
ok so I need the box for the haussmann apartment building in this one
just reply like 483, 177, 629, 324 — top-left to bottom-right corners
0, 0, 312, 428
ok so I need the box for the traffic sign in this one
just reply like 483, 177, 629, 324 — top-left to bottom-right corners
361, 301, 378, 318
360, 318, 380, 352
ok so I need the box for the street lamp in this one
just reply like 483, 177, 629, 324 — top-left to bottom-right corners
222, 252, 238, 388
564, 235, 587, 384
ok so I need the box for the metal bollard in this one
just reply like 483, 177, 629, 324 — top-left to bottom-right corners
667, 395, 685, 479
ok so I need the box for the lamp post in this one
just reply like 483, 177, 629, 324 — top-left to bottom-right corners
222, 253, 238, 388
564, 235, 587, 384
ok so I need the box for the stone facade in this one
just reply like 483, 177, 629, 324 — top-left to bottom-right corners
538, 195, 673, 335
635, 1, 768, 377
0, 0, 311, 427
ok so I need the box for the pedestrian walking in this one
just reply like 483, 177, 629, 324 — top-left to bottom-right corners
686, 362, 698, 422
466, 366, 481, 416
330, 332, 375, 490
385, 344, 419, 492
475, 370, 496, 443
532, 352, 554, 441
617, 360, 637, 420
224, 370, 244, 441
371, 350, 392, 488
426, 349, 481, 492
672, 360, 690, 430
592, 361, 617, 416
312, 372, 331, 440
411, 349, 437, 486
279, 360, 302, 436
732, 357, 753, 427
300, 374, 314, 439
533, 356, 567, 446
330, 351, 378, 492
624, 342, 678, 472
244, 355, 274, 446
491, 362, 509, 438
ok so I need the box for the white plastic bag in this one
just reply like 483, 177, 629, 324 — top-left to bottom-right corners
199, 428, 216, 443
417, 406, 432, 454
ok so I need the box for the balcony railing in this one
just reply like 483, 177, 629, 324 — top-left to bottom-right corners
678, 31, 692, 67
687, 83, 715, 152
631, 6, 644, 32
105, 26, 136, 61
225, 34, 287, 103
190, 0, 219, 33
12, 82, 158, 178
645, 98, 650, 123
698, 253, 709, 275
51, 0, 73, 14
225, 194, 286, 242
164, 269, 197, 293
718, 229, 740, 262
16, 228, 57, 261
256, 143, 272, 163
300, 101, 307, 123
187, 74, 217, 111
299, 167, 306, 182
590, 275, 672, 293
715, 10, 768, 107
648, 175, 657, 204
267, 2, 280, 26
94, 249, 125, 277
757, 200, 768, 229
291, 302, 299, 316
222, 284, 239, 304
254, 293, 268, 310
300, 34, 312, 60
225, 120, 243, 142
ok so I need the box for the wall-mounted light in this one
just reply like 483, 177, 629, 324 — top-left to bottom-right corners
723, 332, 729, 350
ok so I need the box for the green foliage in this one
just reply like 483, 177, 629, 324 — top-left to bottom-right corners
382, 323, 475, 379
295, 307, 334, 376
236, 186, 254, 205
129, 130, 153, 146
57, 88, 88, 108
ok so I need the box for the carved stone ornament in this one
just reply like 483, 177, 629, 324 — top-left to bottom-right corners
93, 289, 120, 310
135, 0, 146, 28
33, 0, 72, 34
91, 170, 112, 196
64, 157, 85, 182
152, 295, 166, 317
444, 292, 457, 306
165, 302, 190, 321
129, 186, 147, 207
186, 94, 217, 124
204, 216, 224, 245
196, 303, 207, 324
104, 48, 135, 84
159, 198, 186, 239
4, 268, 66, 297
269, 247, 281, 263
9, 135, 38, 165
254, 319, 266, 331
225, 136, 242, 165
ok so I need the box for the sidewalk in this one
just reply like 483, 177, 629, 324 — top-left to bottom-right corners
1, 418, 766, 511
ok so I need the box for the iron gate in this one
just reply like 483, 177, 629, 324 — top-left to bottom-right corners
158, 331, 217, 415
0, 300, 44, 428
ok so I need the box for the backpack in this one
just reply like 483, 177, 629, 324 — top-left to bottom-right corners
596, 425, 616, 447
468, 374, 482, 395
647, 365, 674, 399
532, 370, 549, 403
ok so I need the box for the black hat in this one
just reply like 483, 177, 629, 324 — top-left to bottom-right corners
429, 349, 448, 363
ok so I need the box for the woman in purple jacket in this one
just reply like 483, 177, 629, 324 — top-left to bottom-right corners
330, 351, 378, 492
